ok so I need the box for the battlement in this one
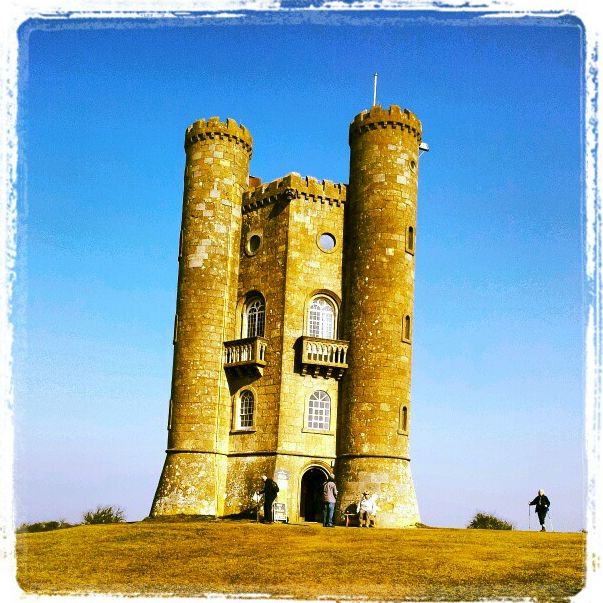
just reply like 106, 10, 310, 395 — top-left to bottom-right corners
349, 104, 422, 143
185, 116, 253, 157
242, 172, 347, 214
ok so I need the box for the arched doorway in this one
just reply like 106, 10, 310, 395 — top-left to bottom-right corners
300, 466, 329, 522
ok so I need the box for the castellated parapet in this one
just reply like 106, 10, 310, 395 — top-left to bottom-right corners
151, 105, 425, 526
185, 116, 253, 155
243, 173, 347, 213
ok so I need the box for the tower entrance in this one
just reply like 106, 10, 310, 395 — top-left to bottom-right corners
300, 466, 329, 522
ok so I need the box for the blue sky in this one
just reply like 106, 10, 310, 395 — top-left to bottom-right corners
13, 10, 585, 531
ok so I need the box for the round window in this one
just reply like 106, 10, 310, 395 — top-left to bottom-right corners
409, 159, 417, 172
246, 233, 262, 256
318, 233, 336, 252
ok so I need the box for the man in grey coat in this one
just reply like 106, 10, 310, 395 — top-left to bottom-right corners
322, 474, 337, 527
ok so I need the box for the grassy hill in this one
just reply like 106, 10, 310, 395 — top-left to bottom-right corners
16, 519, 585, 600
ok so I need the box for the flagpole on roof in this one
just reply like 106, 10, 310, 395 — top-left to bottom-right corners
373, 72, 378, 107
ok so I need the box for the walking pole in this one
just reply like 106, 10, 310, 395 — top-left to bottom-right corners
528, 504, 531, 531
547, 512, 554, 532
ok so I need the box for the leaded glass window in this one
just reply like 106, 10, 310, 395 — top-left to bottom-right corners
308, 390, 331, 431
239, 390, 254, 429
308, 298, 335, 339
246, 298, 265, 338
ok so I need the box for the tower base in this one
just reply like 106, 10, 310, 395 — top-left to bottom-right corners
150, 452, 226, 517
335, 457, 420, 528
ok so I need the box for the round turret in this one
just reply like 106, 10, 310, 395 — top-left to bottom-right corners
336, 105, 422, 527
151, 116, 252, 517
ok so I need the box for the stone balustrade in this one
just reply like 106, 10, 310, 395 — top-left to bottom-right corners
223, 337, 268, 376
299, 336, 349, 380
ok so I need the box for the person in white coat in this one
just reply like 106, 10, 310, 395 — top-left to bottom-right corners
357, 491, 377, 527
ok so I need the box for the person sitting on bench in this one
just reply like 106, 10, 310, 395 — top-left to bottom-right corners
356, 491, 377, 527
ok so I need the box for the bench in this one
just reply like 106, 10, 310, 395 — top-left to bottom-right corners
343, 512, 376, 527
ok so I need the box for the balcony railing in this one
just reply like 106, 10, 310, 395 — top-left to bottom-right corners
224, 336, 268, 376
299, 336, 349, 380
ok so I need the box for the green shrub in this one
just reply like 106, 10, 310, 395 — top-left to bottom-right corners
83, 505, 125, 525
467, 512, 513, 530
17, 520, 72, 533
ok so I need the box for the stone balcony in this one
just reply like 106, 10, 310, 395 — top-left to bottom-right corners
223, 336, 268, 377
299, 336, 349, 380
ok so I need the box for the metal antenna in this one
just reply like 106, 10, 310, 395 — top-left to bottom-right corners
373, 72, 378, 106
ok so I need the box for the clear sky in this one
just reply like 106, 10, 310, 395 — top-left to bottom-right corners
13, 10, 585, 531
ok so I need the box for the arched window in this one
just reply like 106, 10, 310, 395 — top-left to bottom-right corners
307, 390, 331, 431
245, 297, 265, 338
238, 390, 255, 429
308, 297, 336, 339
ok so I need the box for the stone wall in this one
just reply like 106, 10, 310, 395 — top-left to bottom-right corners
221, 176, 291, 515
223, 173, 347, 521
275, 175, 345, 521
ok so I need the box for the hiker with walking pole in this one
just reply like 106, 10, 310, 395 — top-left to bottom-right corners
529, 489, 551, 532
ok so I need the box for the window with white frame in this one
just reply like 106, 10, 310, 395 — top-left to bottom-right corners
238, 390, 255, 429
307, 390, 331, 431
308, 297, 335, 339
245, 297, 265, 338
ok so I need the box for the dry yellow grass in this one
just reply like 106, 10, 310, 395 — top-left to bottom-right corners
16, 519, 585, 600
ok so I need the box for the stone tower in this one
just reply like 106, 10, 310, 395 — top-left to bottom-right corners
335, 106, 422, 527
151, 105, 425, 526
151, 117, 252, 516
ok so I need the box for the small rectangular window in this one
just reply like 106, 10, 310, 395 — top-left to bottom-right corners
402, 314, 412, 343
406, 226, 415, 255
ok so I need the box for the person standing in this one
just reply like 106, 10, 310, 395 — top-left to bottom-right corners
258, 474, 279, 523
323, 474, 338, 527
529, 489, 551, 531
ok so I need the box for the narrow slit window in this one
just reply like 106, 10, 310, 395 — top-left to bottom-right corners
401, 405, 408, 432
407, 226, 415, 254
403, 314, 411, 342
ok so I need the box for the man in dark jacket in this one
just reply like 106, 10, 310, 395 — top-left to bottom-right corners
529, 489, 551, 531
259, 474, 279, 523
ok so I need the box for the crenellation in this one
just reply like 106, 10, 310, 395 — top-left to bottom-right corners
185, 116, 253, 157
349, 104, 422, 144
243, 173, 347, 214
